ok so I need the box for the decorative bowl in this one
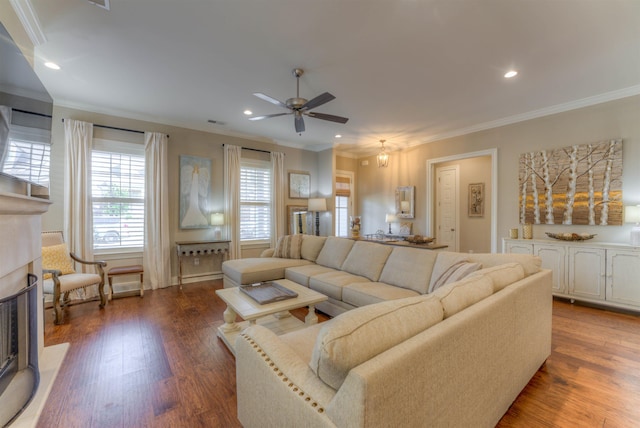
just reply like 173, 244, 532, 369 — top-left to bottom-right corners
404, 235, 435, 244
545, 232, 596, 241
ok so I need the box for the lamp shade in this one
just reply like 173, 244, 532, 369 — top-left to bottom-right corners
210, 212, 224, 226
625, 205, 640, 223
385, 213, 397, 223
308, 198, 327, 212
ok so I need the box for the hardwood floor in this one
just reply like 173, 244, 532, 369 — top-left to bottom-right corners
38, 280, 640, 427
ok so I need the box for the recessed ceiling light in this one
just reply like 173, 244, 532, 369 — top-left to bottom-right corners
504, 70, 518, 78
335, 134, 342, 138
44, 62, 60, 70
243, 110, 252, 116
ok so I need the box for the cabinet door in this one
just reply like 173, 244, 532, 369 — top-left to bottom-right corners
534, 244, 567, 294
568, 247, 606, 300
504, 241, 533, 255
606, 249, 640, 308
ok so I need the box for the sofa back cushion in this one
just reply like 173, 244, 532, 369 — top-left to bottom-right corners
341, 241, 393, 281
301, 235, 328, 262
310, 295, 444, 390
315, 237, 355, 269
378, 247, 438, 294
468, 253, 541, 277
432, 275, 494, 318
468, 262, 525, 292
272, 234, 303, 259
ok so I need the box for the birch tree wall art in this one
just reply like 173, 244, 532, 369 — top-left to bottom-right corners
519, 139, 622, 226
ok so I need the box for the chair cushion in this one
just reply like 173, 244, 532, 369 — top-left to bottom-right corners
310, 295, 444, 389
315, 237, 355, 269
272, 234, 303, 259
341, 241, 393, 281
378, 247, 439, 294
42, 243, 75, 279
43, 273, 103, 294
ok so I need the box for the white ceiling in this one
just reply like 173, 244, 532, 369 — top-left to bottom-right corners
20, 0, 640, 156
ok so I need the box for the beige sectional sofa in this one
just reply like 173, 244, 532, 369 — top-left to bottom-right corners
222, 235, 553, 427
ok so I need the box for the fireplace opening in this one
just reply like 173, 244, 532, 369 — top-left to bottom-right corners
0, 274, 39, 427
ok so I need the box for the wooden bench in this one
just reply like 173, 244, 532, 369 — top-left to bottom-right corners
107, 265, 144, 299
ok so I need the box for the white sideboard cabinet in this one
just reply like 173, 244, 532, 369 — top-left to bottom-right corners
503, 238, 640, 311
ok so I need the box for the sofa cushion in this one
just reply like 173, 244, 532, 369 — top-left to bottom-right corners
468, 253, 541, 277
310, 295, 444, 390
433, 275, 494, 318
468, 262, 525, 292
285, 264, 337, 286
300, 235, 327, 262
273, 234, 303, 259
379, 247, 439, 294
279, 322, 328, 362
428, 252, 471, 293
309, 271, 370, 301
342, 282, 420, 307
222, 257, 312, 285
315, 237, 355, 269
341, 241, 393, 281
428, 261, 482, 293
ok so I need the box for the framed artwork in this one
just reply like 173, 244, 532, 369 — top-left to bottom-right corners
518, 139, 622, 225
469, 183, 484, 217
289, 171, 310, 199
179, 155, 211, 229
399, 221, 412, 235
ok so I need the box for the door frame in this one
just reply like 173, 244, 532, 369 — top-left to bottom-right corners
435, 164, 460, 252
426, 148, 498, 252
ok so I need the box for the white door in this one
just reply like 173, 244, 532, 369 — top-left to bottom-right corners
436, 165, 459, 251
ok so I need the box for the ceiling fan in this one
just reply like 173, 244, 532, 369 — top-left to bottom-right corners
249, 68, 349, 133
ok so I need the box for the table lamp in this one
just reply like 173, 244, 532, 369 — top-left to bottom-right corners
625, 205, 640, 246
385, 213, 397, 234
308, 198, 327, 236
211, 212, 224, 240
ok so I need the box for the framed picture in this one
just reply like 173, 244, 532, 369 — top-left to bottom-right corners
287, 205, 310, 235
289, 171, 310, 199
468, 183, 484, 217
179, 155, 211, 229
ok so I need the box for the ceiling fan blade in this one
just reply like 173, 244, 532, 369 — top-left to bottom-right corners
301, 92, 335, 110
253, 92, 288, 109
307, 111, 349, 124
295, 114, 305, 133
248, 112, 291, 121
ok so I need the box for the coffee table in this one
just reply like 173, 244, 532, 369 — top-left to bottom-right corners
215, 279, 328, 355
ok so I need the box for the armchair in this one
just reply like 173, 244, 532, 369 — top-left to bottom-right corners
41, 231, 107, 324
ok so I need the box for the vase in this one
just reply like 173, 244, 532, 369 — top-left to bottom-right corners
523, 223, 533, 239
350, 216, 361, 239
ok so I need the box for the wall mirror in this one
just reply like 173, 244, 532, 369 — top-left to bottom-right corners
396, 186, 415, 219
287, 205, 310, 235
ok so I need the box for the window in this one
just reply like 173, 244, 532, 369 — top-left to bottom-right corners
335, 173, 353, 237
240, 159, 271, 242
91, 139, 145, 250
2, 125, 51, 187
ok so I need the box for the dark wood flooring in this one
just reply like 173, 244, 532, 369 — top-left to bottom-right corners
38, 280, 640, 427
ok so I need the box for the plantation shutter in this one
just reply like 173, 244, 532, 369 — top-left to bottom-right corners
240, 161, 271, 241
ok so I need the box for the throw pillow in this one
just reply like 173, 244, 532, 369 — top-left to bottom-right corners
429, 261, 482, 293
272, 234, 302, 259
42, 243, 75, 279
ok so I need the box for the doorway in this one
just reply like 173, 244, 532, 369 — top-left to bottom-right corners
436, 165, 459, 251
426, 148, 498, 252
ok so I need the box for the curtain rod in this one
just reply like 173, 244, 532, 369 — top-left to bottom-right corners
61, 118, 169, 138
221, 143, 277, 155
12, 108, 52, 119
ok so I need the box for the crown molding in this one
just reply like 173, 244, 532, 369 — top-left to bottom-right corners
10, 0, 47, 47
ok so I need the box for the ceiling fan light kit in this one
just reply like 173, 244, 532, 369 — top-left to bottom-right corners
377, 140, 389, 168
249, 68, 349, 134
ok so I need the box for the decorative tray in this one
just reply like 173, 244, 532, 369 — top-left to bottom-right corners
545, 232, 596, 241
404, 235, 435, 244
240, 282, 298, 304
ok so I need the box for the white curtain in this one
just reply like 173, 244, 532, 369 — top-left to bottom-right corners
143, 132, 171, 289
0, 106, 11, 167
224, 145, 242, 259
271, 151, 285, 246
64, 119, 96, 298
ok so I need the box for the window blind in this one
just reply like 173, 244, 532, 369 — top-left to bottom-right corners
336, 176, 351, 197
240, 161, 271, 241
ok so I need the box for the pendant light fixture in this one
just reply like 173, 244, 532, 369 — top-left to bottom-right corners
377, 139, 389, 168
